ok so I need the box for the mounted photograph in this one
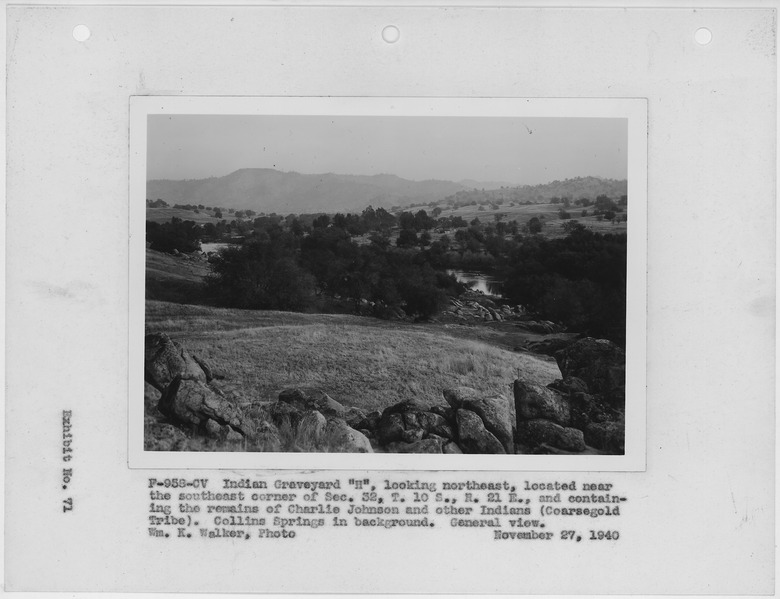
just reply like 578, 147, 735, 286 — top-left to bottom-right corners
129, 97, 647, 470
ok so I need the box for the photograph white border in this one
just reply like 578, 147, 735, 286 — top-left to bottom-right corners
129, 96, 647, 471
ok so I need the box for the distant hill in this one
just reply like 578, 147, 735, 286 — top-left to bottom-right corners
147, 169, 628, 215
147, 168, 468, 214
443, 176, 628, 207
458, 178, 517, 190
508, 176, 628, 201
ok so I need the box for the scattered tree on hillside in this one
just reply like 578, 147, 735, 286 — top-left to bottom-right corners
562, 220, 586, 234
595, 195, 618, 212
396, 229, 419, 248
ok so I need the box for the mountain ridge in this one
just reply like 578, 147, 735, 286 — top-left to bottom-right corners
147, 168, 627, 214
147, 168, 468, 213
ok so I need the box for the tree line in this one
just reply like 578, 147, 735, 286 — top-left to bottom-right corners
147, 203, 627, 344
205, 225, 462, 319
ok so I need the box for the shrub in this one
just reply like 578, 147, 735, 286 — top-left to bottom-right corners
146, 218, 202, 253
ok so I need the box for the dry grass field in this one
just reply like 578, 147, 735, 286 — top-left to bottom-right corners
146, 300, 561, 412
145, 249, 212, 303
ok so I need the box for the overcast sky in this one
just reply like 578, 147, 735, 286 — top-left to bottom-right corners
147, 115, 627, 185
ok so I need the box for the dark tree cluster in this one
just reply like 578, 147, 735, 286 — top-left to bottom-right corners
146, 218, 202, 253
498, 227, 627, 345
206, 224, 462, 318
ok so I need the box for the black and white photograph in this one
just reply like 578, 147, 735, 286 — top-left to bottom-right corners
135, 98, 646, 466
6, 5, 773, 596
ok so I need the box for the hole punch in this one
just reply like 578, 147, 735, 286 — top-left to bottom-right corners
694, 27, 712, 45
72, 24, 91, 42
382, 25, 400, 44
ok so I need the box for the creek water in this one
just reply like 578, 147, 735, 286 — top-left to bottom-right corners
446, 269, 503, 297
200, 242, 230, 254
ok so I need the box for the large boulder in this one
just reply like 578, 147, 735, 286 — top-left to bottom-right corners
321, 419, 373, 453
443, 387, 481, 409
145, 333, 207, 391
278, 388, 347, 418
158, 376, 254, 438
513, 381, 571, 426
555, 338, 625, 407
460, 397, 514, 454
456, 409, 505, 454
516, 419, 586, 452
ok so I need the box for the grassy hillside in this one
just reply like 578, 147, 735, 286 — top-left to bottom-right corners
146, 300, 561, 412
146, 249, 212, 303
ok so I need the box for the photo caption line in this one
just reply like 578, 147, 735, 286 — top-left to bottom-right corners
146, 476, 625, 542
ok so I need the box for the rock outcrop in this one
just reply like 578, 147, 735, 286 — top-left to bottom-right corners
144, 331, 625, 456
555, 337, 625, 408
513, 337, 626, 454
278, 387, 348, 418
444, 392, 513, 454
145, 332, 207, 391
513, 381, 571, 425
354, 389, 515, 454
321, 418, 373, 453
441, 293, 526, 324
456, 409, 506, 454
158, 376, 256, 439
